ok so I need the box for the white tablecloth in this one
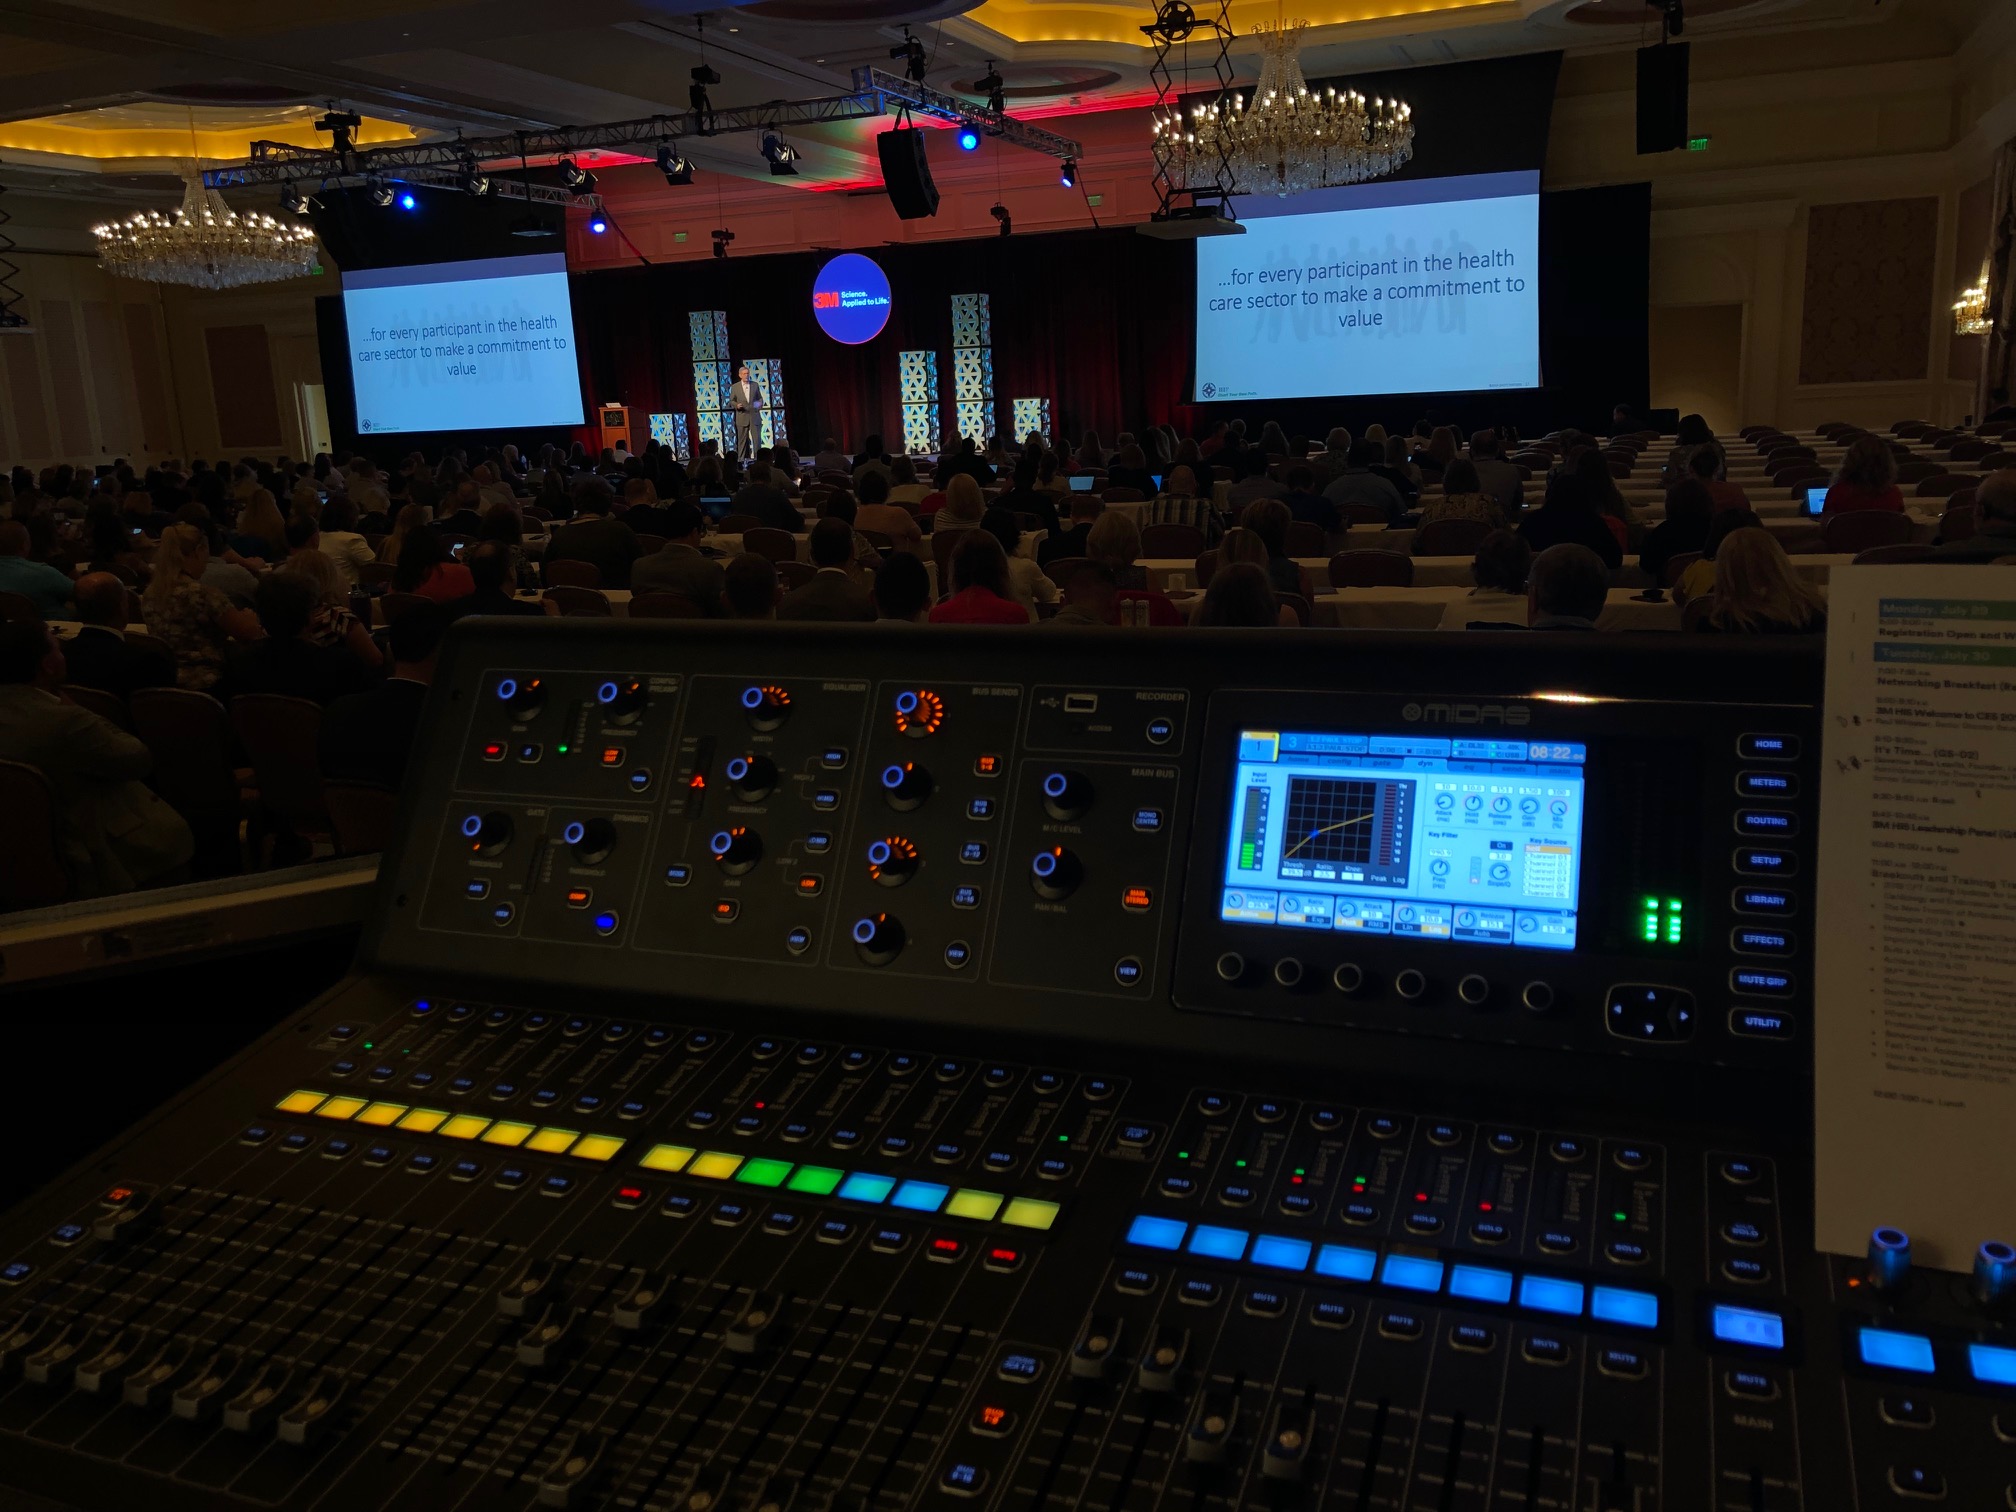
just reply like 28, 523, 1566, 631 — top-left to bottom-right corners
1312, 586, 1683, 632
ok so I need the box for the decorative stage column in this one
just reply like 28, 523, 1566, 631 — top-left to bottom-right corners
951, 293, 994, 445
744, 358, 787, 450
899, 350, 940, 455
1011, 398, 1052, 446
689, 310, 733, 454
648, 413, 691, 459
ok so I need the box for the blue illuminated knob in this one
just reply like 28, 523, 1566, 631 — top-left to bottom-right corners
595, 676, 649, 724
740, 684, 790, 732
1973, 1240, 2016, 1308
725, 753, 778, 802
461, 811, 513, 855
1867, 1226, 1912, 1292
881, 761, 932, 812
1029, 846, 1083, 900
866, 837, 919, 887
497, 676, 544, 719
851, 912, 905, 965
710, 827, 762, 876
563, 817, 617, 865
1041, 770, 1095, 821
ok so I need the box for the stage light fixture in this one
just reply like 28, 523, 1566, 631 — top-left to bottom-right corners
589, 214, 608, 234
1661, 0, 1684, 34
978, 63, 1007, 117
398, 191, 418, 211
314, 108, 363, 160
367, 175, 395, 208
279, 182, 315, 216
558, 157, 598, 195
762, 132, 799, 176
957, 128, 981, 152
1059, 157, 1077, 188
458, 154, 491, 197
656, 143, 694, 185
712, 228, 735, 260
509, 213, 558, 239
690, 64, 720, 131
990, 201, 1012, 237
891, 28, 927, 84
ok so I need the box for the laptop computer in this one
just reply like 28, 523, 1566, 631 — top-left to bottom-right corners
1149, 473, 1164, 493
1805, 486, 1828, 517
1067, 474, 1096, 493
700, 495, 734, 522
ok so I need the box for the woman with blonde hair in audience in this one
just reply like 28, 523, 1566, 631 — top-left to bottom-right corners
1161, 465, 1199, 498
1676, 507, 1763, 603
1363, 422, 1389, 447
278, 550, 383, 669
1086, 510, 1147, 590
1822, 433, 1904, 515
1422, 426, 1460, 476
1174, 437, 1203, 473
377, 502, 431, 565
932, 473, 988, 537
232, 488, 287, 562
142, 522, 263, 691
1694, 528, 1827, 635
288, 478, 322, 522
1416, 458, 1503, 530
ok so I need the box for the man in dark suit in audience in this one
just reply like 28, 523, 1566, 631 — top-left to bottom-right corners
618, 478, 682, 538
319, 603, 449, 789
454, 543, 547, 617
730, 461, 804, 532
60, 573, 171, 697
1038, 494, 1102, 569
778, 520, 874, 622
1279, 465, 1338, 532
631, 503, 728, 612
545, 476, 642, 587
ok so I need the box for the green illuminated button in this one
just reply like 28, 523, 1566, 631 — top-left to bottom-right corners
1001, 1197, 1060, 1231
946, 1189, 1004, 1222
736, 1158, 793, 1188
785, 1165, 844, 1196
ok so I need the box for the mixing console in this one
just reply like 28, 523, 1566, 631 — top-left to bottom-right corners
0, 624, 2009, 1512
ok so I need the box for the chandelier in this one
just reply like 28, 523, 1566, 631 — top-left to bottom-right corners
1154, 17, 1414, 199
1954, 282, 1989, 337
93, 168, 318, 291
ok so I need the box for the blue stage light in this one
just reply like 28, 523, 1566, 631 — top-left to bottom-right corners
589, 215, 608, 234
398, 192, 417, 211
957, 128, 980, 151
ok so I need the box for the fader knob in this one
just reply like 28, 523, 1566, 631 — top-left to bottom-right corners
740, 684, 791, 732
1867, 1226, 1913, 1293
1029, 847, 1083, 900
595, 676, 649, 724
1040, 770, 1095, 821
461, 811, 514, 856
710, 827, 763, 876
851, 913, 905, 965
563, 818, 617, 866
726, 753, 778, 802
1973, 1240, 2016, 1308
880, 761, 933, 811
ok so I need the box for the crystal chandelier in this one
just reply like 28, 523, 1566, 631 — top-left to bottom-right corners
1155, 17, 1414, 199
93, 168, 318, 291
1954, 282, 1989, 337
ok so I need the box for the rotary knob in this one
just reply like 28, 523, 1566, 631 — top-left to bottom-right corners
595, 676, 649, 724
740, 684, 790, 732
562, 817, 617, 866
460, 811, 513, 855
1973, 1240, 2016, 1308
867, 837, 919, 887
1041, 770, 1095, 821
496, 676, 544, 720
880, 761, 932, 812
851, 913, 905, 965
1029, 846, 1083, 900
726, 753, 778, 802
892, 689, 944, 738
710, 826, 762, 876
1866, 1226, 1912, 1293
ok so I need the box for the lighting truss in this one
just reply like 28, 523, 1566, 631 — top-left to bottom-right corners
1140, 0, 1241, 234
850, 68, 1082, 161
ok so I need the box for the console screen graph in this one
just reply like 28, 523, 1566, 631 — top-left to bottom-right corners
1282, 778, 1379, 867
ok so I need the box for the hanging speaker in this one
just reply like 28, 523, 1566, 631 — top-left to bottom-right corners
877, 127, 939, 220
1636, 42, 1689, 155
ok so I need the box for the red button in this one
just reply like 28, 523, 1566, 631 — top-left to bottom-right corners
983, 1245, 1024, 1272
928, 1236, 965, 1262
600, 746, 624, 766
1122, 887, 1153, 912
482, 742, 506, 761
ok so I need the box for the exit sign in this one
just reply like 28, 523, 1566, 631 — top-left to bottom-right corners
1686, 135, 1712, 151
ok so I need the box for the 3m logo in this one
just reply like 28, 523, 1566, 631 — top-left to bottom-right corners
1401, 702, 1532, 726
813, 292, 840, 309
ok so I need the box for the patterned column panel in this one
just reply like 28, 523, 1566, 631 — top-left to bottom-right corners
743, 358, 786, 450
689, 310, 733, 452
951, 292, 993, 444
899, 350, 940, 455
1011, 398, 1052, 445
648, 413, 691, 459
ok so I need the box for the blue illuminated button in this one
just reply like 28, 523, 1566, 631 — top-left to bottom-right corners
1968, 1343, 2016, 1386
1315, 1244, 1377, 1282
786, 926, 812, 956
1734, 888, 1796, 915
943, 941, 972, 970
1731, 968, 1795, 996
1734, 849, 1797, 878
1732, 928, 1795, 956
1860, 1328, 1935, 1373
812, 789, 839, 811
1738, 733, 1800, 760
1187, 1225, 1249, 1261
804, 832, 832, 855
1132, 808, 1164, 832
1711, 1304, 1785, 1350
1250, 1235, 1312, 1272
1114, 958, 1143, 987
1380, 1254, 1445, 1293
890, 1181, 949, 1213
967, 797, 995, 820
593, 910, 619, 936
1520, 1275, 1585, 1316
1311, 1299, 1355, 1328
997, 1351, 1043, 1383
1589, 1287, 1659, 1329
838, 1173, 897, 1204
0, 1261, 34, 1285
1448, 1265, 1514, 1305
1127, 1215, 1187, 1251
1737, 771, 1799, 797
952, 885, 980, 909
1146, 716, 1175, 745
664, 864, 692, 886
464, 880, 490, 900
1729, 1009, 1796, 1040
491, 906, 515, 927
959, 841, 986, 863
1735, 810, 1798, 837
49, 1224, 85, 1247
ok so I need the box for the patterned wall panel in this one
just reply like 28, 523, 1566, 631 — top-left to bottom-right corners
900, 349, 940, 454
649, 412, 691, 458
690, 310, 734, 453
1798, 198, 1937, 385
950, 292, 993, 443
1011, 398, 1051, 444
743, 358, 786, 449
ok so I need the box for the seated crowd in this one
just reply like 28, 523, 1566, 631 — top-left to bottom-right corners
0, 411, 2009, 906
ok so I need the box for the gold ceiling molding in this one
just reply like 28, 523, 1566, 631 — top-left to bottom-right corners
968, 0, 1498, 46
0, 115, 415, 163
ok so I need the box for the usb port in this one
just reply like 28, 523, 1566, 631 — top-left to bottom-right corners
1063, 692, 1098, 715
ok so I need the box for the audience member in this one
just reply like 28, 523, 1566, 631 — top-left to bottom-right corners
1040, 493, 1102, 568
142, 522, 262, 692
630, 503, 727, 610
285, 547, 384, 667
1226, 450, 1287, 508
886, 456, 931, 507
316, 496, 373, 586
1695, 529, 1828, 634
779, 520, 876, 622
60, 573, 170, 696
996, 456, 1063, 537
1662, 414, 1717, 484
457, 541, 548, 616
232, 488, 288, 562
544, 477, 641, 587
377, 502, 431, 564
1517, 470, 1624, 569
619, 477, 681, 537
1238, 498, 1315, 600
871, 553, 932, 623
1439, 529, 1532, 629
1195, 562, 1284, 627
1086, 511, 1147, 589
393, 527, 477, 602
1689, 443, 1750, 513
1277, 465, 1337, 532
0, 521, 74, 619
1931, 468, 2016, 560
1640, 477, 1715, 584
1677, 508, 1764, 602
1526, 543, 1610, 631
1321, 441, 1406, 524
1047, 561, 1119, 627
930, 532, 1029, 624
1417, 458, 1503, 529
855, 472, 923, 555
1381, 434, 1423, 493
933, 475, 987, 537
1467, 430, 1526, 515
320, 602, 450, 788
732, 461, 805, 531
1105, 444, 1157, 497
1822, 434, 1905, 515
0, 620, 192, 894
820, 489, 884, 573
723, 553, 781, 620
980, 507, 1057, 618
234, 572, 371, 705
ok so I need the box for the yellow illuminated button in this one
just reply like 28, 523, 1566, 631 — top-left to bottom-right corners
1001, 1198, 1061, 1232
639, 1144, 696, 1173
353, 1102, 407, 1127
688, 1151, 744, 1181
275, 1090, 326, 1115
439, 1114, 492, 1141
946, 1190, 1005, 1222
396, 1108, 449, 1134
316, 1096, 368, 1121
481, 1121, 535, 1147
525, 1127, 579, 1155
570, 1134, 626, 1163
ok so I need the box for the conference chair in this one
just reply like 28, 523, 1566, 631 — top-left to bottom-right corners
1681, 597, 1714, 632
130, 687, 247, 877
544, 586, 614, 617
1193, 551, 1219, 589
1890, 421, 1932, 437
543, 558, 603, 589
1412, 518, 1492, 558
717, 514, 765, 536
1764, 444, 1817, 466
1337, 502, 1396, 528
1284, 521, 1327, 558
817, 471, 853, 489
125, 630, 174, 666
1276, 592, 1313, 629
1042, 557, 1087, 587
1976, 450, 2016, 470
1101, 487, 1144, 503
1141, 523, 1205, 558
743, 528, 799, 565
0, 760, 71, 911
358, 562, 396, 589
1821, 510, 1916, 555
1946, 438, 1995, 462
1914, 475, 1975, 498
777, 562, 816, 592
1893, 460, 1943, 484
930, 531, 964, 594
1328, 550, 1415, 588
859, 530, 896, 554
324, 780, 398, 856
1662, 552, 1704, 590
63, 685, 130, 730
0, 591, 44, 626
628, 592, 706, 619
1775, 467, 1829, 492
378, 592, 428, 627
1851, 544, 1938, 565
231, 694, 331, 855
1937, 501, 1978, 542
633, 534, 669, 556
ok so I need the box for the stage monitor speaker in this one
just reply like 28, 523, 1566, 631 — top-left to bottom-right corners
877, 127, 940, 220
1636, 42, 1689, 154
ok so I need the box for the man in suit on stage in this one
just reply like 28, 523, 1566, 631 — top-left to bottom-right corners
729, 364, 764, 461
